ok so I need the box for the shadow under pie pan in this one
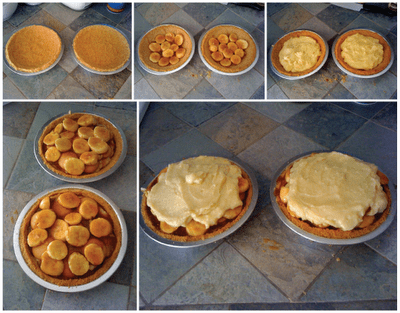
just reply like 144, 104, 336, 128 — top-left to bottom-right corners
34, 111, 127, 183
269, 29, 328, 80
140, 156, 259, 248
332, 28, 394, 78
270, 151, 396, 245
13, 185, 128, 292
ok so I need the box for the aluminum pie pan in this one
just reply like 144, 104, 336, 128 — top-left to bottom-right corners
13, 184, 128, 293
137, 24, 195, 76
140, 156, 259, 248
332, 28, 394, 79
72, 24, 131, 75
34, 111, 127, 183
198, 24, 260, 76
269, 29, 329, 80
270, 150, 396, 245
4, 25, 64, 76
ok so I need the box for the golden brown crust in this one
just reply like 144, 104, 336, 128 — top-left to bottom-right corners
138, 25, 192, 72
19, 188, 122, 287
73, 25, 130, 72
6, 25, 62, 73
334, 29, 391, 76
274, 158, 392, 239
141, 162, 253, 242
271, 30, 326, 77
201, 25, 257, 73
38, 113, 123, 180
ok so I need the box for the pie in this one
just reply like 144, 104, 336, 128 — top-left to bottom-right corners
38, 112, 123, 179
73, 25, 130, 72
274, 152, 391, 239
138, 25, 192, 72
200, 25, 257, 73
271, 30, 326, 77
5, 25, 62, 73
19, 188, 122, 286
334, 29, 391, 76
141, 156, 253, 241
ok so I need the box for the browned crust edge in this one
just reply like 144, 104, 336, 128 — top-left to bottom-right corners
141, 162, 253, 242
334, 29, 392, 76
271, 30, 327, 77
19, 188, 122, 287
274, 161, 392, 239
38, 113, 123, 180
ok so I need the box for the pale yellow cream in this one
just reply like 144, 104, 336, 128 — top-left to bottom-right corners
340, 33, 383, 70
279, 36, 321, 72
286, 152, 387, 231
146, 156, 243, 229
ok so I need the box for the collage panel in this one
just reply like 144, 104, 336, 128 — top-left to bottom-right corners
3, 3, 132, 100
267, 3, 397, 100
134, 3, 265, 100
139, 102, 396, 310
3, 102, 137, 310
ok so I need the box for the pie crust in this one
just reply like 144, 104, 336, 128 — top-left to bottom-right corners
274, 153, 392, 239
38, 113, 123, 180
200, 25, 257, 73
73, 25, 130, 72
271, 30, 326, 77
334, 29, 391, 76
141, 158, 253, 242
5, 25, 62, 73
138, 25, 192, 72
19, 188, 122, 287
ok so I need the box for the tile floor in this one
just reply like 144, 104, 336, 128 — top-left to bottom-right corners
3, 102, 137, 310
139, 102, 396, 310
3, 3, 132, 100
134, 3, 265, 100
267, 3, 397, 100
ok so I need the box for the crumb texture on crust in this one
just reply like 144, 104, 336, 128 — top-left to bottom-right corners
6, 25, 62, 73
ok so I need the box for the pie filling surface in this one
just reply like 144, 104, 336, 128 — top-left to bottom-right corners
19, 189, 122, 286
73, 25, 130, 72
142, 156, 253, 241
38, 113, 123, 179
274, 152, 391, 239
6, 25, 62, 73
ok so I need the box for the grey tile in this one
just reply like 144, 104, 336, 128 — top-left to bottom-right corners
360, 7, 397, 32
68, 8, 117, 31
162, 9, 204, 37
324, 84, 356, 100
299, 3, 331, 15
243, 102, 311, 123
137, 3, 180, 26
128, 286, 137, 310
114, 75, 132, 100
134, 78, 161, 100
43, 3, 85, 26
267, 84, 288, 100
316, 4, 360, 33
267, 16, 285, 47
3, 77, 26, 100
251, 27, 265, 75
134, 65, 143, 84
205, 9, 255, 33
371, 102, 397, 131
3, 136, 24, 189
267, 73, 276, 89
19, 9, 67, 33
267, 3, 291, 17
3, 102, 40, 139
332, 102, 389, 119
226, 3, 265, 28
251, 83, 265, 99
340, 14, 389, 35
184, 79, 224, 100
7, 3, 43, 27
298, 16, 337, 42
182, 3, 228, 27
271, 3, 313, 33
46, 76, 96, 100
134, 7, 152, 43
118, 9, 132, 33
57, 27, 80, 74
91, 3, 132, 25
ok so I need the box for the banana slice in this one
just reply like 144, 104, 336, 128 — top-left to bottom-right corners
43, 132, 60, 145
41, 251, 64, 276
100, 236, 116, 257
175, 48, 186, 59
162, 49, 174, 58
169, 56, 179, 65
68, 252, 89, 276
39, 196, 51, 210
222, 48, 233, 59
209, 38, 219, 46
27, 228, 48, 247
170, 43, 179, 52
158, 57, 170, 67
93, 126, 111, 142
160, 221, 178, 234
85, 237, 106, 253
47, 240, 68, 260
234, 48, 245, 58
48, 219, 69, 241
66, 225, 90, 247
31, 209, 57, 229
101, 145, 113, 159
64, 158, 85, 175
52, 201, 71, 219
90, 218, 112, 237
149, 42, 161, 52
84, 163, 99, 174
218, 34, 229, 44
60, 131, 75, 140
236, 39, 248, 49
77, 114, 96, 127
223, 206, 242, 219
32, 237, 53, 259
54, 123, 64, 134
218, 43, 228, 53
98, 207, 110, 219
229, 33, 238, 42
231, 55, 242, 65
160, 41, 171, 51
165, 32, 175, 42
80, 151, 99, 165
58, 151, 78, 170
186, 220, 207, 236
88, 137, 109, 154
84, 243, 105, 265
63, 118, 79, 132
238, 177, 250, 193
45, 146, 61, 162
155, 34, 165, 43
57, 192, 81, 209
62, 257, 75, 278
64, 212, 82, 225
99, 157, 111, 170
72, 138, 90, 154
149, 52, 161, 63
78, 198, 99, 219
54, 138, 72, 152
209, 45, 218, 52
77, 127, 94, 139
227, 42, 238, 51
220, 58, 232, 67
211, 51, 223, 62
174, 34, 184, 46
